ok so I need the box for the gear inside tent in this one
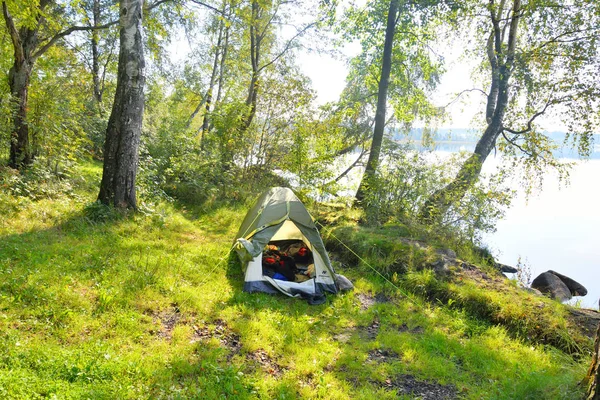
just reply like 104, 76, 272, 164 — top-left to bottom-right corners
234, 187, 341, 303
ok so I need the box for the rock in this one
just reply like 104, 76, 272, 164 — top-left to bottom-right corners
435, 248, 457, 259
548, 270, 588, 296
568, 308, 600, 339
496, 263, 518, 274
428, 255, 457, 274
335, 274, 354, 292
523, 287, 543, 296
531, 272, 572, 302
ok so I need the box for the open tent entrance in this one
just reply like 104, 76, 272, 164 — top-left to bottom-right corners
234, 187, 339, 302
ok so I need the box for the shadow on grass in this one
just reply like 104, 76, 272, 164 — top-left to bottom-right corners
0, 205, 184, 312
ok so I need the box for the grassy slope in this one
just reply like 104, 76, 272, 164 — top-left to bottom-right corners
0, 163, 590, 399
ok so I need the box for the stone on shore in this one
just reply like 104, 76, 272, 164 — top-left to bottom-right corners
548, 270, 588, 296
531, 272, 572, 302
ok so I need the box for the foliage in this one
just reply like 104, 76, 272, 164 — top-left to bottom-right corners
0, 158, 77, 200
359, 141, 514, 243
28, 46, 98, 162
338, 0, 445, 141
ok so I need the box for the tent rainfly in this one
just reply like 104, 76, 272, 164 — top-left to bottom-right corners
234, 187, 338, 300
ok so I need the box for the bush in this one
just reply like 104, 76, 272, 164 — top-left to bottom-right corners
361, 142, 514, 243
0, 158, 76, 200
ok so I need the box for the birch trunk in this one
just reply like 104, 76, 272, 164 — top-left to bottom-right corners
2, 0, 41, 168
419, 0, 521, 223
98, 0, 145, 209
7, 61, 33, 168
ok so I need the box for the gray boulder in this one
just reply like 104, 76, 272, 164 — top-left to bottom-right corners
531, 272, 572, 302
548, 270, 588, 296
496, 263, 518, 274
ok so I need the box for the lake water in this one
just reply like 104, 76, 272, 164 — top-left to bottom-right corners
482, 157, 600, 309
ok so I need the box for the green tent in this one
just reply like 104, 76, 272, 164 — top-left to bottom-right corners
234, 187, 338, 298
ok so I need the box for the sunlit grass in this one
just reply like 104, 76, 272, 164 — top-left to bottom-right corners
0, 162, 590, 398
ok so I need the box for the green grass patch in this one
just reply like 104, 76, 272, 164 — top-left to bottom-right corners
0, 162, 591, 399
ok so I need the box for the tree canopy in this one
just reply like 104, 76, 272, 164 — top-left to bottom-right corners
0, 0, 597, 225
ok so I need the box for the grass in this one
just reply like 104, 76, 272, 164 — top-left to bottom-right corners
323, 223, 594, 356
0, 161, 592, 399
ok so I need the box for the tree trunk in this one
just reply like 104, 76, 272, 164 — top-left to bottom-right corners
8, 61, 33, 168
186, 12, 224, 132
2, 0, 41, 169
242, 71, 259, 132
418, 0, 521, 223
215, 22, 230, 105
587, 322, 600, 399
199, 15, 225, 146
98, 0, 145, 209
354, 0, 400, 205
239, 0, 260, 135
418, 118, 503, 222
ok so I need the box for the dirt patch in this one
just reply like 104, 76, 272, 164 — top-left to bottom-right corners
247, 349, 284, 377
191, 319, 242, 358
381, 374, 457, 399
360, 319, 380, 340
394, 323, 425, 335
375, 293, 392, 303
367, 348, 400, 363
333, 326, 356, 343
153, 304, 181, 340
357, 292, 391, 310
357, 293, 376, 310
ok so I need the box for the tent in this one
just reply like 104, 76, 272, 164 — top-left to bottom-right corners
234, 187, 338, 300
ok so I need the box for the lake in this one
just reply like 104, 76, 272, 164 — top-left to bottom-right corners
482, 157, 600, 309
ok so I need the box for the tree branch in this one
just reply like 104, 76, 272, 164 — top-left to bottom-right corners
33, 20, 118, 60
259, 1, 281, 40
505, 0, 522, 67
257, 20, 317, 73
2, 1, 24, 63
325, 147, 368, 186
501, 94, 571, 135
534, 28, 600, 51
186, 91, 210, 129
334, 133, 373, 157
443, 88, 488, 109
501, 131, 533, 156
146, 0, 173, 11
188, 0, 227, 16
